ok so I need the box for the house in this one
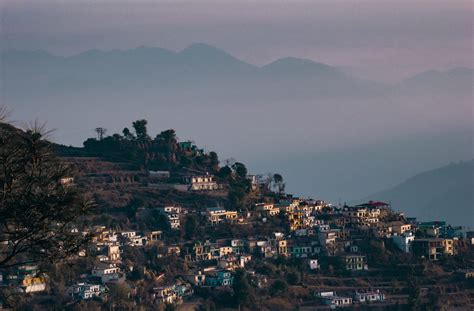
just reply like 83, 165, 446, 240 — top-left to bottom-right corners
318, 230, 337, 253
107, 245, 121, 261
186, 174, 220, 191
92, 262, 123, 283
231, 239, 246, 254
411, 238, 454, 260
218, 254, 252, 270
128, 235, 148, 247
309, 259, 320, 270
289, 241, 313, 258
68, 282, 107, 300
153, 282, 193, 304
392, 232, 415, 253
443, 238, 455, 255
255, 203, 280, 216
205, 271, 234, 287
149, 170, 170, 180
340, 255, 367, 271
21, 275, 47, 293
354, 290, 385, 303
318, 291, 353, 308
147, 230, 162, 241
15, 265, 47, 293
121, 231, 137, 239
60, 176, 74, 186
156, 206, 182, 229
97, 255, 109, 262
205, 207, 238, 225
217, 239, 234, 257
390, 222, 412, 235
184, 240, 217, 261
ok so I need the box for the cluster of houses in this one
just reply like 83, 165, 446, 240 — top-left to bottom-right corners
317, 290, 385, 308
1, 196, 472, 308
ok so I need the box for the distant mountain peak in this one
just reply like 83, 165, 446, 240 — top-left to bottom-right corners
178, 42, 257, 71
261, 56, 341, 77
180, 43, 234, 58
265, 57, 329, 67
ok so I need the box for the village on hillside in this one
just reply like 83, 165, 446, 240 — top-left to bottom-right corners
1, 122, 473, 311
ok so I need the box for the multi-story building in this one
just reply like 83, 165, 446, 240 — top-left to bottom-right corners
255, 203, 280, 216
185, 240, 218, 261
157, 206, 182, 229
411, 238, 454, 260
340, 255, 367, 271
390, 222, 412, 235
205, 271, 234, 287
153, 282, 193, 304
92, 262, 122, 283
186, 174, 220, 191
107, 244, 121, 261
68, 282, 106, 300
354, 290, 385, 303
318, 291, 353, 308
205, 207, 239, 225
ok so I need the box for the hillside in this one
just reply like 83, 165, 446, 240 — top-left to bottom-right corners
364, 160, 474, 227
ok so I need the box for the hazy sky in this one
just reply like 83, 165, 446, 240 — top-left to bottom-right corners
1, 0, 472, 82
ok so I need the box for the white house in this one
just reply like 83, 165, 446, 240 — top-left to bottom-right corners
121, 231, 137, 239
186, 174, 220, 191
318, 291, 353, 308
156, 206, 182, 229
92, 262, 122, 283
354, 290, 385, 303
68, 282, 106, 300
309, 259, 320, 270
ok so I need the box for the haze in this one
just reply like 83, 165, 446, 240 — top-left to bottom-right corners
0, 1, 473, 220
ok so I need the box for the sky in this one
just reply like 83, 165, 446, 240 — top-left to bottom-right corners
1, 0, 472, 82
0, 0, 473, 206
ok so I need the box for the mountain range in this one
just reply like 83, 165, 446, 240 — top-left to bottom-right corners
3, 43, 471, 99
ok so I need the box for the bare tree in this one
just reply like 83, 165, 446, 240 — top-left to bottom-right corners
0, 121, 95, 269
0, 106, 11, 123
95, 127, 107, 141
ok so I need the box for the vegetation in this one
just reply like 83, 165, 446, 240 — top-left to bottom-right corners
0, 122, 94, 269
80, 120, 220, 174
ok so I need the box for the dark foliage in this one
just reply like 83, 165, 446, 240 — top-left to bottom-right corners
0, 122, 95, 269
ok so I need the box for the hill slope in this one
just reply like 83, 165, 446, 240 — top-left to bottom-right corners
364, 160, 474, 227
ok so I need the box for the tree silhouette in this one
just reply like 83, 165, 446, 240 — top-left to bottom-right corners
132, 119, 149, 140
0, 122, 95, 268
